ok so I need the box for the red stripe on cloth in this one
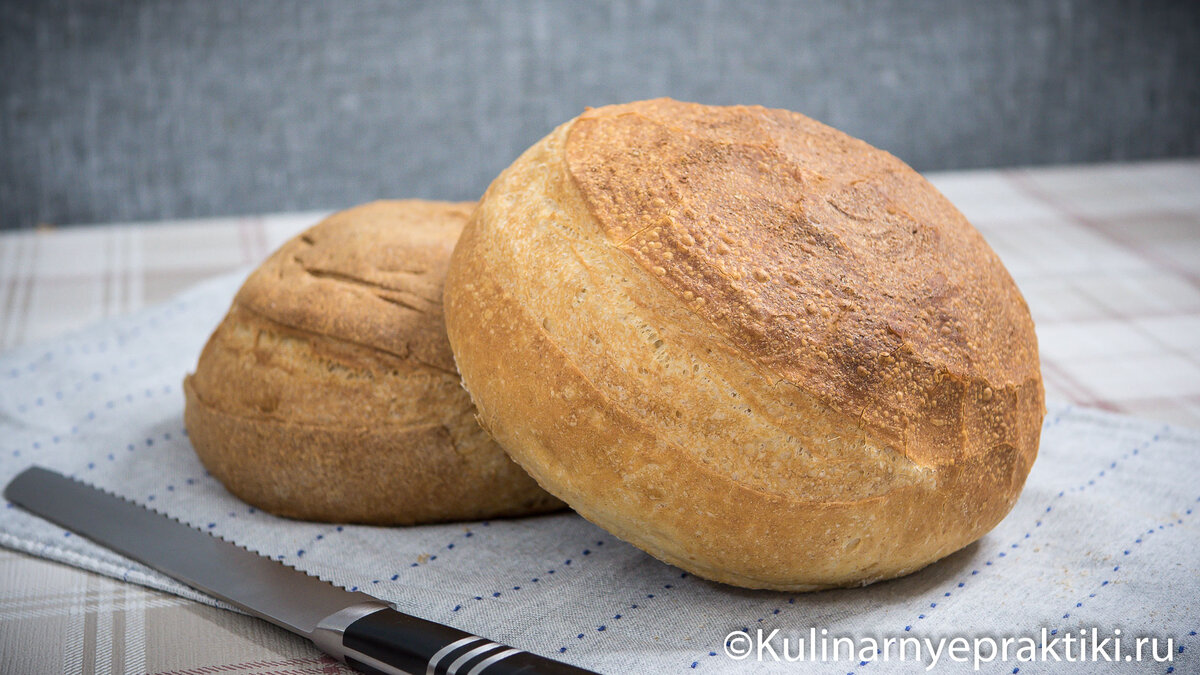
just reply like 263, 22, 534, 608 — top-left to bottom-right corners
251, 660, 350, 675
1004, 169, 1200, 289
1069, 276, 1200, 371
14, 234, 38, 349
1108, 392, 1200, 408
1040, 359, 1122, 413
1033, 304, 1197, 325
237, 218, 258, 266
101, 229, 115, 320
152, 656, 334, 675
254, 216, 271, 263
0, 235, 25, 349
2, 267, 238, 284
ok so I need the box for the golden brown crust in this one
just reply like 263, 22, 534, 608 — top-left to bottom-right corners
565, 99, 1042, 467
186, 200, 563, 524
444, 101, 1044, 589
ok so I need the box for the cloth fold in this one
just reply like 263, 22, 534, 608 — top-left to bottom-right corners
1, 271, 1196, 673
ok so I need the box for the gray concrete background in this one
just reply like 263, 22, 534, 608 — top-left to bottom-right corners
1, 0, 1197, 229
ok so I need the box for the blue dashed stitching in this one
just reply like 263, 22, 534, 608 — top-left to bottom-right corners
321, 523, 500, 589
8, 365, 1195, 675
1060, 495, 1198, 623
8, 357, 145, 411
458, 540, 610, 620
15, 384, 178, 456
555, 565, 688, 654
878, 426, 1169, 627
686, 417, 1172, 672
3, 301, 187, 381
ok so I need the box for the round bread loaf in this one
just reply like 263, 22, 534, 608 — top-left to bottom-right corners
184, 200, 563, 524
443, 99, 1045, 590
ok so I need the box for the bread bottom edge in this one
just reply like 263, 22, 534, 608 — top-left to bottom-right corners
182, 376, 565, 526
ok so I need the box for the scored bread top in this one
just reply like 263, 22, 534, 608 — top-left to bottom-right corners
564, 99, 1043, 466
187, 200, 565, 523
237, 199, 472, 375
191, 200, 475, 428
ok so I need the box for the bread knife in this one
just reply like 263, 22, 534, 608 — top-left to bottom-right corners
4, 466, 598, 675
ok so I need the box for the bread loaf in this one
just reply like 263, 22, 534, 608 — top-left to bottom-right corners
185, 200, 563, 524
443, 99, 1045, 590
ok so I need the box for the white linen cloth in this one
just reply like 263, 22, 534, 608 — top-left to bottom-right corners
0, 270, 1196, 674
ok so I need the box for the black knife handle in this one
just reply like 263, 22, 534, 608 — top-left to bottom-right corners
340, 607, 599, 675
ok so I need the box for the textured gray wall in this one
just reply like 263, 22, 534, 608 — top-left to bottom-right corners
1, 0, 1198, 229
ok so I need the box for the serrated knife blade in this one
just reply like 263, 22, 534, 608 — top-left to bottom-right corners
5, 466, 597, 675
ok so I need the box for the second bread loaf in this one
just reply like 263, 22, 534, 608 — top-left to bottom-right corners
185, 200, 563, 524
